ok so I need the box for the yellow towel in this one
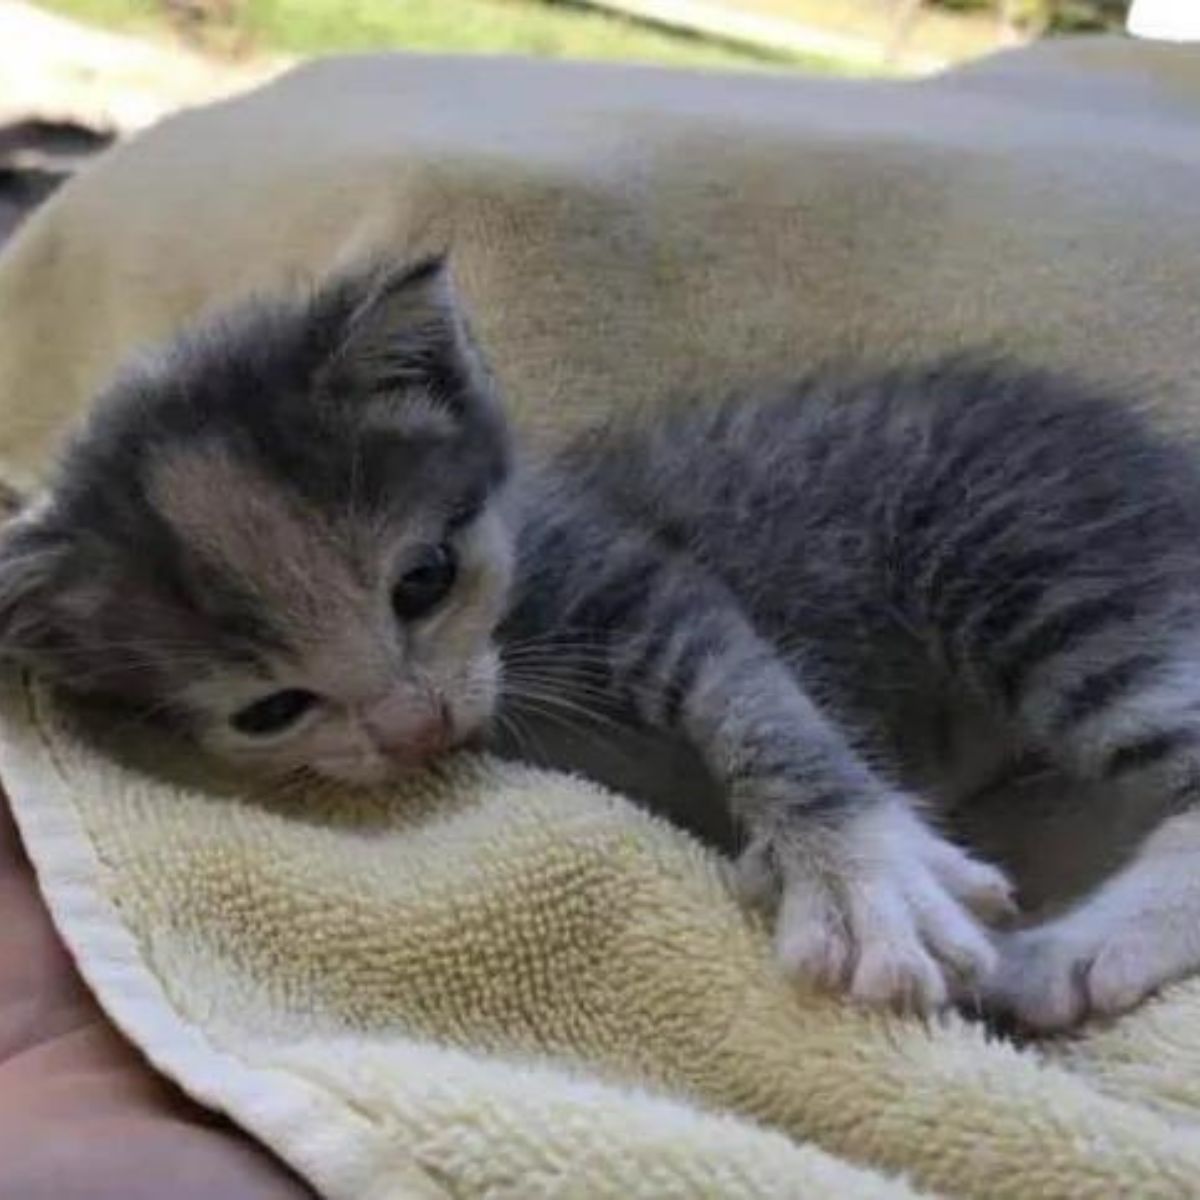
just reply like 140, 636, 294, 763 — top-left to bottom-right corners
2, 40, 1200, 1199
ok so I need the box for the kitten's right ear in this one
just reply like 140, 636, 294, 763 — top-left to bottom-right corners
337, 255, 456, 352
318, 255, 495, 418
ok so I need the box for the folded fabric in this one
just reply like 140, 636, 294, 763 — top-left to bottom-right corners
2, 38, 1200, 1199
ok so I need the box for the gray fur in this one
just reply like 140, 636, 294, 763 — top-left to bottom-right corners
0, 258, 511, 780
498, 362, 1200, 1021
5, 263, 1200, 1026
504, 362, 1200, 814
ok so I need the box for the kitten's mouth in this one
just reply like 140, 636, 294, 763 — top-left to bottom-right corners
383, 707, 452, 767
441, 707, 495, 757
383, 699, 490, 766
452, 727, 489, 753
327, 695, 492, 784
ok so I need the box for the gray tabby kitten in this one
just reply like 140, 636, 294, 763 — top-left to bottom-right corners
4, 257, 1200, 1032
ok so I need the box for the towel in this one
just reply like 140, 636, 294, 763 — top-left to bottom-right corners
2, 39, 1200, 1199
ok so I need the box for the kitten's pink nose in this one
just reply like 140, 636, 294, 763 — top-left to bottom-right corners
365, 705, 451, 766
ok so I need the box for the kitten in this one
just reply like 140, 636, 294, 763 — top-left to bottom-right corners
4, 258, 1200, 1032
0, 260, 512, 782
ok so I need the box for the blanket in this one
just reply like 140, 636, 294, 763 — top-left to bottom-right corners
1, 37, 1200, 1199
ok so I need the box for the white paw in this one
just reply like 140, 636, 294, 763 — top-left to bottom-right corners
736, 799, 1013, 1013
989, 920, 1190, 1032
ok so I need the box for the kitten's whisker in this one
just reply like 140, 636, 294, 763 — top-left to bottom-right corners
501, 668, 621, 709
503, 695, 612, 748
504, 684, 623, 724
500, 651, 615, 676
501, 695, 646, 779
502, 675, 618, 708
500, 656, 614, 681
501, 685, 626, 736
501, 667, 624, 700
501, 630, 618, 656
503, 658, 614, 681
491, 708, 548, 766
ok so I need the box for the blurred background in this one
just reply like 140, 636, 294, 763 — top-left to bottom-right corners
0, 0, 1138, 246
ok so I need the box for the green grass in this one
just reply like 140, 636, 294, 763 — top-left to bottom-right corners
724, 0, 1008, 64
38, 0, 854, 73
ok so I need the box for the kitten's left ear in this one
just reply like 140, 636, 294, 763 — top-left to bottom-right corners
321, 255, 495, 416
0, 501, 79, 669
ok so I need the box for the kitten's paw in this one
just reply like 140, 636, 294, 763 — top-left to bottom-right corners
987, 929, 1087, 1031
739, 800, 1009, 1014
989, 919, 1192, 1032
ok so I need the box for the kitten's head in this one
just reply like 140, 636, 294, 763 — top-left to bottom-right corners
0, 258, 515, 784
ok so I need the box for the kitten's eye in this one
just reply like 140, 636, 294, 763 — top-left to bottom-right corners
447, 495, 483, 532
230, 688, 318, 736
392, 543, 458, 621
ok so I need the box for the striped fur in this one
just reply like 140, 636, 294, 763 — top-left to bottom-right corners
4, 263, 1200, 1025
500, 361, 1200, 1024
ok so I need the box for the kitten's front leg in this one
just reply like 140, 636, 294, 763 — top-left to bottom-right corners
734, 789, 1010, 1008
605, 578, 1012, 1010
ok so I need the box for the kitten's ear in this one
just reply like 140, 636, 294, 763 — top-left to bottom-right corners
0, 503, 80, 668
0, 478, 24, 521
320, 255, 494, 417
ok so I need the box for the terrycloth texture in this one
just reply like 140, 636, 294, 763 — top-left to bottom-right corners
7, 681, 1200, 1200
2, 38, 1200, 1200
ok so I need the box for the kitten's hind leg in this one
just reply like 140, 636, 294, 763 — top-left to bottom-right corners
988, 805, 1200, 1030
982, 635, 1200, 1029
